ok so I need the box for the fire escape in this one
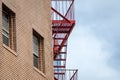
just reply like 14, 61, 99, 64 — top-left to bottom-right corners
51, 0, 78, 80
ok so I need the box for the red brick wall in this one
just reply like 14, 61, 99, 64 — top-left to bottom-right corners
0, 0, 54, 80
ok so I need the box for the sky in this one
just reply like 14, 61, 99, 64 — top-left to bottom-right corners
67, 0, 120, 80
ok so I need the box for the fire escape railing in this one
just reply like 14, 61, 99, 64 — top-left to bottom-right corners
51, 0, 78, 80
54, 69, 78, 80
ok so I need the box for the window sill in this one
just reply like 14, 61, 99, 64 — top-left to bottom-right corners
33, 67, 46, 78
3, 44, 17, 56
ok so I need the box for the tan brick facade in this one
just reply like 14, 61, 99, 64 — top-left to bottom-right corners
0, 0, 54, 80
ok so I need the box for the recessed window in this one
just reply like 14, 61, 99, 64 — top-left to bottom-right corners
33, 30, 45, 73
33, 35, 39, 68
2, 3, 16, 51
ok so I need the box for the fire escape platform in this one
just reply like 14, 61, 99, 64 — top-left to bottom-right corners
51, 0, 78, 80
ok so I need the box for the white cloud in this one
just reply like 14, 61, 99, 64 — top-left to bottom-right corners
67, 25, 120, 80
66, 0, 120, 80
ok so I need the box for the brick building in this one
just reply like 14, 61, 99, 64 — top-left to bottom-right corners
0, 0, 54, 80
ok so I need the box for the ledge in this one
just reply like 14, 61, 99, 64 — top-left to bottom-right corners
3, 44, 18, 57
33, 67, 47, 78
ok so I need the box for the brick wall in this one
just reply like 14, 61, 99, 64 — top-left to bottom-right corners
0, 0, 54, 80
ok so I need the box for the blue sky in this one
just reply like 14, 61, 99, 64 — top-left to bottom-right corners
67, 0, 120, 80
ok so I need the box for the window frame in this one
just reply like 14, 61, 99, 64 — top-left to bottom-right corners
2, 3, 16, 51
33, 30, 45, 73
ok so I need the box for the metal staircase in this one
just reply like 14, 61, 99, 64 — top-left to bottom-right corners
51, 0, 78, 80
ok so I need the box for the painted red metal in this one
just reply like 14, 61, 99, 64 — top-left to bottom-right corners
51, 0, 78, 80
54, 69, 78, 80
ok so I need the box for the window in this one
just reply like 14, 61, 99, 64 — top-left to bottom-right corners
33, 30, 45, 73
33, 35, 39, 68
2, 3, 16, 51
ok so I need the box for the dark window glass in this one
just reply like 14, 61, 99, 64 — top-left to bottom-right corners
2, 34, 9, 46
33, 35, 39, 68
2, 11, 10, 46
33, 54, 39, 68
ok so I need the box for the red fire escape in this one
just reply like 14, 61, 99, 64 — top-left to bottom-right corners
51, 0, 78, 80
